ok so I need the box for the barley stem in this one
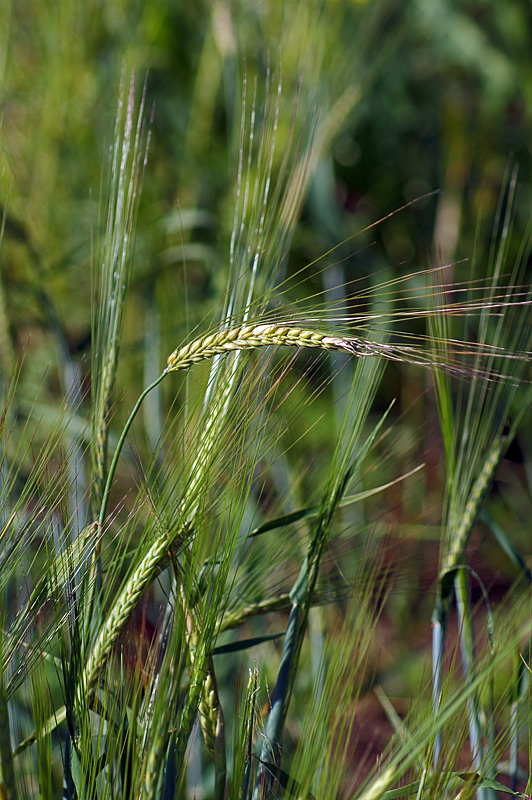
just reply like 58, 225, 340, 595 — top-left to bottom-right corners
98, 372, 166, 526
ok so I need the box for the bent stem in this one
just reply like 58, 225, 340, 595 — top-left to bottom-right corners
98, 372, 167, 527
83, 371, 167, 644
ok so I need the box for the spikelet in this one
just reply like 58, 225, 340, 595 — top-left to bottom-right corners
164, 324, 370, 373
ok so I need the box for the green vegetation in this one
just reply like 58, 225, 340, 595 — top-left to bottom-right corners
1, 1, 532, 797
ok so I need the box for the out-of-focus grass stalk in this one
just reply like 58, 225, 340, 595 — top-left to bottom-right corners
0, 629, 16, 800
0, 209, 15, 380
454, 567, 485, 796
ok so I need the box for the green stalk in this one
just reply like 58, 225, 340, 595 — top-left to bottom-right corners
0, 630, 16, 800
254, 603, 301, 799
81, 372, 167, 648
454, 567, 492, 800
98, 372, 166, 527
431, 590, 449, 766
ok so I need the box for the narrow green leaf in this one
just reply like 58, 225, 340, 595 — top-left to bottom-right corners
257, 760, 316, 799
481, 508, 532, 584
213, 633, 284, 656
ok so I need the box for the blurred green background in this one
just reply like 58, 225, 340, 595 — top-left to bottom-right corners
3, 0, 532, 387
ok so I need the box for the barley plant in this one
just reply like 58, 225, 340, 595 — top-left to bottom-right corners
1, 1, 532, 799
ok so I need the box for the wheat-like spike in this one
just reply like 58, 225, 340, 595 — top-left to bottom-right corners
143, 735, 167, 798
166, 322, 524, 381
441, 437, 506, 577
198, 671, 215, 752
176, 575, 225, 769
164, 324, 375, 373
78, 527, 177, 706
197, 663, 225, 759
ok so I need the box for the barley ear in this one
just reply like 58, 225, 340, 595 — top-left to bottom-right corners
165, 324, 361, 373
441, 437, 506, 577
177, 577, 227, 797
78, 525, 176, 706
91, 71, 150, 518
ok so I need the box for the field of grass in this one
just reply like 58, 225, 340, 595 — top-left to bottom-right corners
1, 1, 532, 797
